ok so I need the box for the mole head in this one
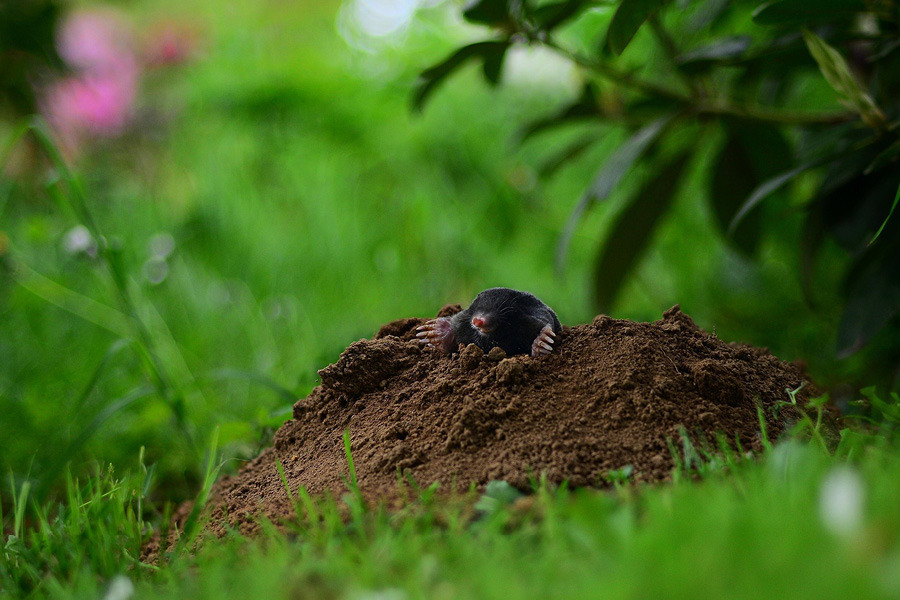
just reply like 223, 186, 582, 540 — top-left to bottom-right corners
467, 287, 518, 335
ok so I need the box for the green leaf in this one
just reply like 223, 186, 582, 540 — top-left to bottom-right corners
753, 0, 866, 26
531, 0, 591, 32
710, 121, 791, 255
676, 36, 750, 72
517, 84, 601, 142
412, 41, 510, 112
482, 43, 509, 84
728, 153, 837, 235
817, 148, 896, 251
802, 29, 886, 131
538, 135, 597, 178
837, 249, 900, 357
869, 183, 900, 246
606, 0, 666, 56
865, 138, 900, 176
463, 0, 511, 26
800, 209, 825, 306
685, 0, 730, 31
593, 152, 691, 312
557, 114, 675, 270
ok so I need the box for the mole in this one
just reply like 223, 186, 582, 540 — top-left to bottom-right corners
416, 287, 561, 357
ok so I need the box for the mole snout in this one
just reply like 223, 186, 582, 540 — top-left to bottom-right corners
416, 287, 562, 358
470, 315, 493, 334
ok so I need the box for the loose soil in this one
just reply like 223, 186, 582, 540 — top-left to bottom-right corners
194, 304, 818, 539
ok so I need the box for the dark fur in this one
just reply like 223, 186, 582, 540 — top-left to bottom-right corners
449, 287, 561, 356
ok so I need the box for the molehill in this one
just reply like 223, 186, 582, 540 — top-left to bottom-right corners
198, 304, 816, 536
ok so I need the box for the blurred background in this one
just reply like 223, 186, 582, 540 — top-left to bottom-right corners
1, 0, 898, 503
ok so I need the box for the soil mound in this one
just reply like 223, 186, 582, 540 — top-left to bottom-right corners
200, 305, 817, 535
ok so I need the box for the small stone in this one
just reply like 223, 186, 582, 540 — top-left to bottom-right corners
486, 346, 507, 362
496, 359, 525, 385
459, 344, 484, 371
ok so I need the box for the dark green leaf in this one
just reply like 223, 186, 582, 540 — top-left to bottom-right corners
865, 139, 900, 175
538, 135, 598, 178
800, 209, 825, 306
676, 36, 751, 71
753, 0, 866, 26
818, 151, 897, 252
728, 152, 838, 235
531, 0, 592, 32
837, 245, 900, 357
606, 0, 666, 56
463, 0, 510, 26
518, 84, 601, 142
412, 41, 510, 112
593, 152, 691, 312
710, 120, 791, 255
557, 114, 675, 270
482, 43, 509, 84
685, 0, 730, 32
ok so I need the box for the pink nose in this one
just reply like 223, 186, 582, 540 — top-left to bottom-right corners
472, 316, 486, 329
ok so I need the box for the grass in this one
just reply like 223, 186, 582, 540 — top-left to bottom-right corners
3, 403, 900, 599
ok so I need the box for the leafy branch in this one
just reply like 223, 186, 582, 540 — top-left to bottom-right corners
414, 0, 900, 357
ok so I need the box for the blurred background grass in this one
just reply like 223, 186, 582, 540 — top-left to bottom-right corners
0, 0, 893, 504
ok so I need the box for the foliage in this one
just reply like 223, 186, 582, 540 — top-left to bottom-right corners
416, 0, 900, 358
0, 0, 63, 118
1, 456, 152, 597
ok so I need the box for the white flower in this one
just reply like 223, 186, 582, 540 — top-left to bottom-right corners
62, 225, 98, 258
350, 588, 407, 600
102, 575, 134, 600
819, 467, 864, 536
148, 232, 175, 260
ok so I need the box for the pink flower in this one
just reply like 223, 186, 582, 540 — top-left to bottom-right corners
143, 21, 199, 67
56, 9, 135, 73
45, 72, 135, 135
40, 8, 139, 155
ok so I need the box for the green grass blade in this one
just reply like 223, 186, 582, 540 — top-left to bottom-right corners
757, 405, 773, 452
205, 369, 298, 403
868, 182, 900, 245
72, 338, 135, 414
343, 428, 357, 490
12, 477, 30, 539
10, 262, 133, 337
58, 385, 156, 467
174, 427, 221, 555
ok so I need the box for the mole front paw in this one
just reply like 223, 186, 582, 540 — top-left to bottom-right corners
416, 317, 455, 353
531, 324, 557, 357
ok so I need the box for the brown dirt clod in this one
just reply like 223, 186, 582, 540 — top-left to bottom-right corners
198, 305, 818, 538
